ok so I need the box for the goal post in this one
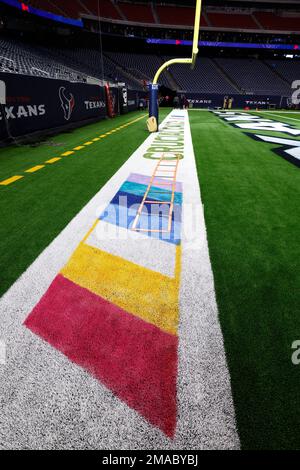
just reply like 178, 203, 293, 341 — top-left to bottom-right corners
148, 0, 202, 131
0, 80, 6, 105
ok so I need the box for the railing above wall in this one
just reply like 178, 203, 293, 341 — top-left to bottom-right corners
81, 13, 300, 36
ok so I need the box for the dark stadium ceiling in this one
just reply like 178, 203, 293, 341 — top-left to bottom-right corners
149, 0, 300, 7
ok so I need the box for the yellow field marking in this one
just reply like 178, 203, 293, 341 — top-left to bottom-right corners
1, 114, 147, 189
61, 243, 180, 335
82, 219, 99, 244
96, 115, 146, 139
25, 165, 45, 173
0, 175, 23, 186
175, 245, 181, 281
46, 158, 61, 164
61, 151, 74, 156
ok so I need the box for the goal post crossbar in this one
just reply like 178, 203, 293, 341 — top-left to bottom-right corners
152, 0, 202, 85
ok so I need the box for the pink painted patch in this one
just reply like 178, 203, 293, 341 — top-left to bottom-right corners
24, 274, 178, 437
128, 173, 183, 193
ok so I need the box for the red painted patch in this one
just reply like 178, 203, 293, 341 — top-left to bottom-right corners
24, 274, 178, 437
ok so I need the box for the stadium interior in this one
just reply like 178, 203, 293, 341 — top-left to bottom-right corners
0, 0, 300, 453
0, 0, 299, 101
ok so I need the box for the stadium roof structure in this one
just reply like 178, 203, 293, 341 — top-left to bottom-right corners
150, 0, 300, 7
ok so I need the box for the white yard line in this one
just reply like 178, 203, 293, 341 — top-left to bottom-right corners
0, 110, 239, 450
251, 111, 300, 123
177, 110, 239, 449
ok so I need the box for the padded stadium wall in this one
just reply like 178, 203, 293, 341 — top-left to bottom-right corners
0, 73, 144, 143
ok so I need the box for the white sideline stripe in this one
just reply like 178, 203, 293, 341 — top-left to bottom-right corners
254, 111, 300, 122
254, 110, 300, 112
0, 110, 239, 450
255, 134, 300, 160
255, 135, 300, 147
85, 221, 177, 278
177, 110, 239, 449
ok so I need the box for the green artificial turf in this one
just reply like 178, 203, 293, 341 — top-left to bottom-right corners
189, 110, 300, 449
0, 109, 170, 297
2, 106, 300, 449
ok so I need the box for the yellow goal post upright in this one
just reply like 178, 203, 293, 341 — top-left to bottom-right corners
147, 0, 202, 132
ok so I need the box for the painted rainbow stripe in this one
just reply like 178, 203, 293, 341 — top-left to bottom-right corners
25, 173, 183, 437
100, 173, 182, 244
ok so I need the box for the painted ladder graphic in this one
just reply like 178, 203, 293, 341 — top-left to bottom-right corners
132, 155, 180, 233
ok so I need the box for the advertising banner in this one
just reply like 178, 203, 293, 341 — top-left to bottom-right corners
0, 73, 106, 140
186, 93, 282, 109
127, 89, 139, 112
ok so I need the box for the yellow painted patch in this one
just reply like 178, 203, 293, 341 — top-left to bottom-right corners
46, 157, 61, 164
99, 135, 106, 138
25, 165, 45, 173
61, 151, 74, 156
84, 142, 93, 146
0, 175, 23, 186
73, 146, 84, 151
61, 243, 180, 335
82, 219, 99, 244
93, 137, 100, 141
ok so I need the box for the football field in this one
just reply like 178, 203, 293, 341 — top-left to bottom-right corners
190, 109, 300, 449
0, 108, 299, 450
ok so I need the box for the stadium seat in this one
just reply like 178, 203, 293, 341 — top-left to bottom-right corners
106, 52, 172, 88
0, 37, 86, 82
215, 57, 290, 95
80, 0, 122, 19
29, 0, 63, 16
207, 12, 258, 29
157, 5, 201, 26
265, 59, 300, 87
164, 56, 238, 94
118, 2, 155, 23
1, 35, 294, 96
254, 11, 300, 31
0, 37, 143, 88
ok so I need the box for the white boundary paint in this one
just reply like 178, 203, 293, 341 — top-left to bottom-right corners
256, 112, 300, 123
0, 110, 239, 449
